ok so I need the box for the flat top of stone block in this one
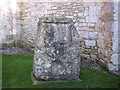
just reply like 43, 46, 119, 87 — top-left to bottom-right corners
39, 17, 72, 24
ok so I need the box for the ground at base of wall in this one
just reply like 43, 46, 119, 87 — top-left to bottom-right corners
80, 60, 101, 71
81, 60, 120, 76
0, 46, 33, 55
0, 46, 101, 72
109, 71, 120, 76
0, 46, 119, 76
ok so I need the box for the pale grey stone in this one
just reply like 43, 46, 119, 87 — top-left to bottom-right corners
89, 32, 97, 38
33, 17, 80, 81
85, 40, 96, 46
78, 12, 83, 16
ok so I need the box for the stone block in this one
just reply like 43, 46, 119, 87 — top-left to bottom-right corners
52, 7, 57, 10
79, 19, 85, 22
88, 32, 97, 38
65, 16, 73, 19
85, 40, 96, 46
86, 17, 98, 23
73, 13, 77, 16
90, 54, 98, 60
112, 40, 118, 52
78, 12, 83, 17
33, 17, 80, 81
84, 2, 95, 7
78, 23, 82, 27
111, 53, 119, 65
81, 32, 89, 38
74, 23, 78, 27
82, 23, 87, 26
84, 7, 89, 16
88, 23, 95, 27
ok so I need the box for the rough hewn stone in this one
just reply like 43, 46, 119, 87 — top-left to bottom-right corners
98, 2, 118, 71
33, 17, 80, 81
1, 1, 119, 73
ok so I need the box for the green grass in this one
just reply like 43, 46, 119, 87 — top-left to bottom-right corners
2, 54, 120, 88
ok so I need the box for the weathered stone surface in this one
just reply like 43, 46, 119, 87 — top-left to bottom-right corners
98, 2, 119, 72
85, 40, 96, 46
33, 17, 80, 81
1, 1, 119, 73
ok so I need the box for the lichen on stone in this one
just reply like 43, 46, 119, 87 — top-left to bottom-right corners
33, 17, 80, 81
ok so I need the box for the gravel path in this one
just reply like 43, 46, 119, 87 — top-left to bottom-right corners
0, 46, 33, 55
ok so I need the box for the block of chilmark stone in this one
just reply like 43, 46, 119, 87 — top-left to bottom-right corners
33, 17, 80, 81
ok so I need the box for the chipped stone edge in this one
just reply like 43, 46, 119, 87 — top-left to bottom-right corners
31, 72, 82, 85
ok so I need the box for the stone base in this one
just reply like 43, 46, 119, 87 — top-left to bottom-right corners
31, 72, 82, 85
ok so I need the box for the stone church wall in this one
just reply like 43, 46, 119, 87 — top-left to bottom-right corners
17, 1, 101, 63
0, 0, 119, 72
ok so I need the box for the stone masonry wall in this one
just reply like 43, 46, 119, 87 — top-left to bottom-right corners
0, 1, 119, 72
17, 2, 101, 63
0, 0, 20, 48
98, 2, 119, 71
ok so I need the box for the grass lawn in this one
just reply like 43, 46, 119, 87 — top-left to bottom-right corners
2, 54, 120, 88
